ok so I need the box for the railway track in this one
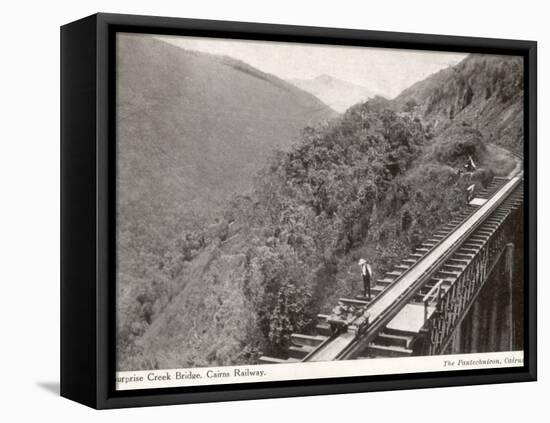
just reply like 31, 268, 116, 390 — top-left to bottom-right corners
359, 179, 524, 358
260, 170, 524, 364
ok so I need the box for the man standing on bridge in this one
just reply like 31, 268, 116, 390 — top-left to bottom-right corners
358, 258, 373, 300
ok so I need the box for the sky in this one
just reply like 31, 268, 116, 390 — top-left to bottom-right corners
157, 34, 468, 99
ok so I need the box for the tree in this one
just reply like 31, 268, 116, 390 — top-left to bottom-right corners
405, 98, 418, 112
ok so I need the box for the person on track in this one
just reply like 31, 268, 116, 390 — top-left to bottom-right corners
358, 258, 373, 300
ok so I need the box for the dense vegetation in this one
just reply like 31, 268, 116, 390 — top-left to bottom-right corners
117, 53, 522, 370
395, 54, 524, 153
119, 105, 492, 369
116, 34, 335, 368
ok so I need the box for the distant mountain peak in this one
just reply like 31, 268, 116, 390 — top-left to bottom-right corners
314, 74, 337, 83
290, 75, 378, 113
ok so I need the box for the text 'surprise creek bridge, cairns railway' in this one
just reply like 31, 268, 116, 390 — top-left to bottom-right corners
260, 162, 524, 363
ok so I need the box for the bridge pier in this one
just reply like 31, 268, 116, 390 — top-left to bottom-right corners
446, 242, 515, 354
505, 242, 514, 351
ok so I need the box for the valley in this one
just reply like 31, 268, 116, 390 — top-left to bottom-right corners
115, 40, 523, 371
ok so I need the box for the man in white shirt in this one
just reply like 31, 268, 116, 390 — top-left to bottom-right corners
358, 258, 373, 300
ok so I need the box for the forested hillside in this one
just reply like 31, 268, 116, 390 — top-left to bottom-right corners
117, 52, 523, 371
116, 33, 336, 368
393, 54, 524, 153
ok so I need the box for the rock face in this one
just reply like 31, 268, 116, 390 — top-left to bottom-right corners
393, 54, 524, 153
290, 74, 379, 113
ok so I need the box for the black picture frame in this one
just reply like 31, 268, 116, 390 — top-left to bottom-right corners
60, 12, 537, 409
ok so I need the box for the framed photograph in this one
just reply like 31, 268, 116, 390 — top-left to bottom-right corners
61, 13, 537, 409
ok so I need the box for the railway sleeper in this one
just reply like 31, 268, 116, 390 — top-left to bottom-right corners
476, 229, 495, 236
358, 287, 383, 298
368, 343, 413, 358
419, 279, 451, 295
258, 356, 300, 364
374, 332, 413, 349
339, 298, 369, 307
449, 258, 469, 264
289, 344, 315, 359
370, 287, 384, 296
290, 334, 327, 348
468, 239, 488, 246
460, 247, 479, 253
437, 270, 460, 279
444, 264, 465, 271
469, 235, 489, 242
455, 252, 475, 259
489, 215, 508, 222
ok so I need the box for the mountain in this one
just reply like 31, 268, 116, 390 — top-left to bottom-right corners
116, 34, 335, 261
116, 34, 336, 368
290, 74, 379, 113
117, 35, 336, 238
392, 54, 524, 153
118, 50, 523, 371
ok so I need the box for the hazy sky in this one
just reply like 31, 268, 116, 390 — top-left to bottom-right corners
157, 34, 468, 99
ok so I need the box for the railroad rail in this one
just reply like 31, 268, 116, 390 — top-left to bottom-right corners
260, 168, 524, 364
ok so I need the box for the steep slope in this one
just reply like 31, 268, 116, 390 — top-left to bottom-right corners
393, 54, 524, 153
116, 34, 336, 368
123, 106, 434, 370
117, 34, 335, 241
118, 51, 524, 371
290, 74, 378, 113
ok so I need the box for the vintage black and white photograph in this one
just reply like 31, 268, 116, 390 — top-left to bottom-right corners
114, 32, 525, 389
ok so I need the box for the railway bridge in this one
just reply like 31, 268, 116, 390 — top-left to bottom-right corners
260, 170, 524, 364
